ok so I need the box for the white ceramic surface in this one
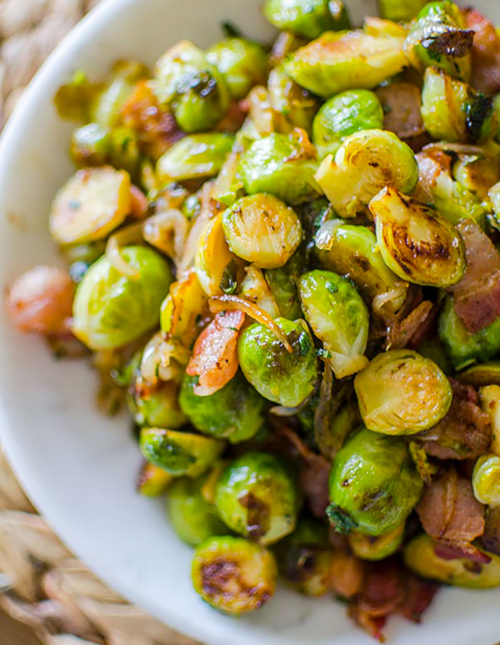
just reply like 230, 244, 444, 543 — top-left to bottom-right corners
1, 0, 500, 643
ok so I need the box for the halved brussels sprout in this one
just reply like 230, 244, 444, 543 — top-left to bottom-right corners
314, 219, 408, 315
473, 454, 500, 507
268, 64, 320, 134
354, 349, 452, 436
378, 0, 429, 23
140, 428, 225, 478
195, 213, 244, 297
438, 296, 500, 370
349, 522, 405, 561
328, 427, 423, 536
215, 451, 299, 545
459, 363, 500, 388
238, 132, 320, 205
156, 134, 234, 183
312, 90, 384, 159
370, 187, 466, 288
160, 270, 208, 346
240, 266, 280, 318
454, 154, 500, 202
299, 270, 369, 379
363, 16, 408, 38
479, 385, 500, 458
127, 372, 186, 429
137, 462, 173, 497
206, 38, 269, 100
287, 31, 406, 98
70, 123, 110, 167
421, 67, 496, 144
237, 318, 317, 407
167, 476, 227, 546
264, 0, 350, 40
404, 533, 500, 588
315, 130, 418, 218
49, 167, 131, 246
265, 249, 304, 320
192, 536, 278, 614
154, 41, 229, 133
404, 1, 473, 80
179, 372, 265, 443
222, 194, 303, 269
490, 181, 500, 225
92, 61, 149, 128
72, 246, 172, 350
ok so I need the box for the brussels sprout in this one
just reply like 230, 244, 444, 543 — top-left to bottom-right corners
140, 428, 225, 477
472, 454, 500, 507
378, 0, 429, 23
454, 154, 500, 202
264, 0, 350, 40
438, 296, 500, 370
417, 336, 453, 375
349, 522, 405, 561
157, 134, 234, 183
268, 64, 320, 134
299, 270, 369, 379
192, 536, 278, 613
179, 372, 265, 443
490, 181, 500, 226
327, 427, 423, 536
287, 31, 406, 98
167, 476, 227, 546
92, 61, 149, 128
237, 318, 317, 407
206, 38, 269, 100
315, 130, 418, 218
222, 194, 303, 269
215, 451, 299, 545
54, 70, 98, 122
370, 187, 466, 288
264, 250, 304, 321
137, 462, 173, 497
404, 533, 500, 588
421, 68, 496, 144
354, 350, 452, 436
195, 213, 244, 297
276, 518, 333, 596
70, 123, 110, 167
127, 374, 187, 429
154, 41, 229, 133
72, 246, 172, 350
479, 385, 500, 458
49, 167, 131, 246
314, 220, 408, 315
459, 363, 500, 388
312, 90, 384, 159
404, 1, 473, 80
238, 133, 320, 205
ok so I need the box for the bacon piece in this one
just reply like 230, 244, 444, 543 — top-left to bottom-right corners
464, 8, 500, 96
400, 575, 440, 624
186, 310, 245, 396
376, 83, 426, 141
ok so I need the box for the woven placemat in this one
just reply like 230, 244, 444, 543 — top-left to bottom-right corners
0, 1, 199, 643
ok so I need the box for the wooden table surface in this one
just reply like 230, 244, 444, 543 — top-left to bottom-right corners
0, 607, 41, 645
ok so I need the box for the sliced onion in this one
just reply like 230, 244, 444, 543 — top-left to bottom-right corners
142, 208, 188, 265
105, 222, 143, 279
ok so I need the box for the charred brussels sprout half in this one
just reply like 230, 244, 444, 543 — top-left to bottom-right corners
328, 427, 423, 536
139, 428, 225, 478
167, 476, 227, 546
238, 133, 320, 205
207, 38, 269, 100
222, 194, 303, 269
192, 536, 278, 614
354, 349, 452, 436
127, 376, 187, 429
268, 64, 320, 134
72, 246, 172, 350
404, 534, 500, 588
472, 454, 500, 507
179, 371, 265, 444
287, 31, 407, 98
438, 297, 500, 370
421, 67, 496, 144
314, 219, 407, 315
215, 451, 300, 545
157, 134, 234, 182
154, 41, 229, 133
237, 318, 318, 407
316, 130, 418, 218
137, 463, 173, 497
264, 0, 350, 40
404, 1, 473, 80
370, 187, 466, 288
299, 270, 369, 379
312, 90, 384, 159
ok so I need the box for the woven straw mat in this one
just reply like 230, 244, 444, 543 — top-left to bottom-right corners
0, 1, 199, 643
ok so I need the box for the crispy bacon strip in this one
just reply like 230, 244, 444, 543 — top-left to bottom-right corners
464, 8, 500, 96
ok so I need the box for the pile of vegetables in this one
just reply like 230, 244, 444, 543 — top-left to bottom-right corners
7, 0, 500, 639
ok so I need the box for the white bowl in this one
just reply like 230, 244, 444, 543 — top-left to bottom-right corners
1, 0, 500, 643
